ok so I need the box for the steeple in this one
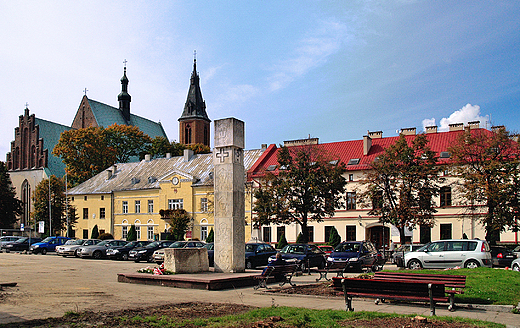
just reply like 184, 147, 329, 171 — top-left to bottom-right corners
118, 60, 131, 122
178, 52, 211, 147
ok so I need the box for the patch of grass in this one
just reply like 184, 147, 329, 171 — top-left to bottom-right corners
380, 267, 520, 305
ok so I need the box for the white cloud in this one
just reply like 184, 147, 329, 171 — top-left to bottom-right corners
422, 104, 490, 132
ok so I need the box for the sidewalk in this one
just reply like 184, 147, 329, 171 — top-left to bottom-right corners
0, 253, 518, 327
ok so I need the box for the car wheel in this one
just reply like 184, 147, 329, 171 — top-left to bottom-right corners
464, 260, 480, 269
300, 261, 307, 272
513, 263, 520, 272
371, 264, 379, 272
245, 260, 253, 269
93, 251, 102, 259
134, 259, 140, 263
74, 250, 79, 257
41, 248, 47, 255
147, 255, 154, 263
407, 259, 422, 270
122, 253, 129, 261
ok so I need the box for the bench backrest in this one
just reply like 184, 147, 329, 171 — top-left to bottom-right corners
263, 264, 298, 277
327, 260, 347, 270
373, 272, 466, 289
342, 278, 446, 299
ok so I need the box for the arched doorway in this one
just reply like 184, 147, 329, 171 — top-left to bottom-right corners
368, 225, 390, 251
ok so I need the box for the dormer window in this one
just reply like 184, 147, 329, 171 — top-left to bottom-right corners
347, 158, 360, 165
131, 177, 140, 184
148, 176, 157, 183
329, 160, 339, 165
440, 152, 451, 158
266, 165, 277, 171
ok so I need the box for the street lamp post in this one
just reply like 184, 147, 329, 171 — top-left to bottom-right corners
48, 176, 51, 237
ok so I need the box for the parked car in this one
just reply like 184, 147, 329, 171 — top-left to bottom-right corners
327, 240, 384, 272
78, 239, 127, 259
245, 242, 277, 269
1, 237, 41, 252
106, 240, 152, 260
512, 245, 520, 258
268, 244, 327, 271
490, 246, 517, 268
30, 236, 71, 254
205, 243, 214, 266
512, 258, 520, 272
0, 236, 23, 247
392, 244, 425, 267
56, 239, 101, 257
129, 240, 173, 263
153, 240, 206, 264
317, 245, 334, 257
404, 239, 492, 270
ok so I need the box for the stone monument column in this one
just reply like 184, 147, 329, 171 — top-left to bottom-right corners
213, 118, 245, 273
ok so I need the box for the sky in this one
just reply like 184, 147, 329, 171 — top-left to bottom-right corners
1, 1, 520, 161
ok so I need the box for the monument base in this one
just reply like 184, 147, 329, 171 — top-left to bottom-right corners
164, 248, 209, 273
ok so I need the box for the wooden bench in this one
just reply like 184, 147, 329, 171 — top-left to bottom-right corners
341, 278, 447, 316
253, 264, 299, 290
315, 260, 347, 281
373, 272, 466, 311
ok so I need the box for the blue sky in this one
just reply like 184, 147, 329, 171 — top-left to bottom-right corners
1, 1, 519, 160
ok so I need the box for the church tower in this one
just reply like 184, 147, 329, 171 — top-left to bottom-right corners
179, 53, 211, 147
118, 62, 131, 123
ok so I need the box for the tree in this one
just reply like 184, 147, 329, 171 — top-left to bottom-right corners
328, 226, 341, 248
206, 228, 214, 243
99, 233, 114, 240
357, 134, 443, 245
105, 124, 152, 163
145, 137, 211, 159
91, 225, 99, 239
276, 233, 288, 249
53, 127, 117, 186
448, 128, 520, 244
127, 225, 137, 241
160, 208, 191, 241
254, 145, 347, 243
0, 161, 23, 229
32, 176, 78, 235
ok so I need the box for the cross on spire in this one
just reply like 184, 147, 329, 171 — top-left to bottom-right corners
83, 88, 88, 96
123, 59, 128, 68
193, 50, 196, 62
25, 102, 29, 109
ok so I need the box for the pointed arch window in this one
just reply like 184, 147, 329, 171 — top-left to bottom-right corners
185, 124, 192, 144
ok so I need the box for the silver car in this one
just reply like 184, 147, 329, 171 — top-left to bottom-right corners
56, 239, 101, 257
404, 239, 492, 269
78, 240, 127, 259
512, 258, 520, 272
153, 240, 206, 264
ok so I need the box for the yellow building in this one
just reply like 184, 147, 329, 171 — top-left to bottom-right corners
68, 149, 264, 241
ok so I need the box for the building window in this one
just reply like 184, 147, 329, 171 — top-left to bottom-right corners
122, 226, 128, 239
136, 226, 141, 239
135, 200, 141, 213
349, 174, 354, 181
263, 227, 271, 243
420, 225, 431, 244
168, 199, 183, 210
122, 201, 128, 214
372, 191, 383, 210
84, 196, 87, 201
307, 226, 314, 243
440, 224, 452, 240
147, 226, 154, 240
440, 186, 452, 207
346, 225, 356, 241
83, 208, 88, 220
201, 226, 208, 240
201, 198, 208, 212
99, 208, 105, 219
346, 192, 356, 210
83, 229, 88, 239
101, 195, 104, 200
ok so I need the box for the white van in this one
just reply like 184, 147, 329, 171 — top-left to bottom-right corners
404, 239, 492, 269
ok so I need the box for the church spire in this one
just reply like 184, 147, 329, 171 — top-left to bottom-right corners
118, 59, 131, 122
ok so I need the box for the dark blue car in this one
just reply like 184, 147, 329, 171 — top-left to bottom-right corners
268, 244, 326, 271
245, 243, 277, 269
327, 240, 384, 272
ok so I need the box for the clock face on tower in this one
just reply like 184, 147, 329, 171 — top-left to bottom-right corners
172, 177, 179, 185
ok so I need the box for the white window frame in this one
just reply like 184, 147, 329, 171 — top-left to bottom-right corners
122, 201, 128, 214
168, 199, 183, 210
148, 200, 154, 213
135, 200, 141, 213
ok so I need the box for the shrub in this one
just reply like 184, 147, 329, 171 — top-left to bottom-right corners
98, 233, 114, 240
328, 226, 341, 247
91, 225, 99, 239
277, 233, 288, 249
206, 228, 214, 243
296, 232, 304, 243
127, 225, 137, 241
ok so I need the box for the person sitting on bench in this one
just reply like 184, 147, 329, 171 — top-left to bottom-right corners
262, 252, 287, 281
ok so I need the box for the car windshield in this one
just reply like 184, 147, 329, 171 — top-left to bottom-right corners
14, 237, 29, 243
146, 241, 161, 248
204, 243, 214, 250
41, 237, 54, 243
96, 240, 110, 246
169, 241, 187, 248
281, 245, 306, 254
335, 243, 361, 252
245, 244, 257, 252
124, 241, 137, 247
66, 239, 84, 245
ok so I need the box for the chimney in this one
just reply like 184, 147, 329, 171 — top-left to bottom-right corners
107, 169, 112, 179
491, 125, 505, 133
166, 153, 171, 159
363, 135, 372, 156
400, 127, 416, 136
112, 164, 117, 172
261, 144, 267, 150
425, 125, 438, 134
184, 149, 195, 162
145, 154, 151, 162
449, 123, 464, 131
368, 131, 383, 139
468, 121, 480, 130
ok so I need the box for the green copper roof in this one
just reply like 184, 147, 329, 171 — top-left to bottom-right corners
34, 118, 71, 177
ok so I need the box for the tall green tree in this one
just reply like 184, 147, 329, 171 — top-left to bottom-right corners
448, 127, 520, 244
253, 145, 347, 243
160, 208, 192, 241
328, 226, 341, 247
127, 224, 137, 241
32, 176, 78, 236
205, 228, 214, 243
91, 225, 99, 239
145, 137, 211, 159
276, 233, 288, 249
357, 134, 443, 245
0, 161, 23, 229
105, 124, 152, 163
